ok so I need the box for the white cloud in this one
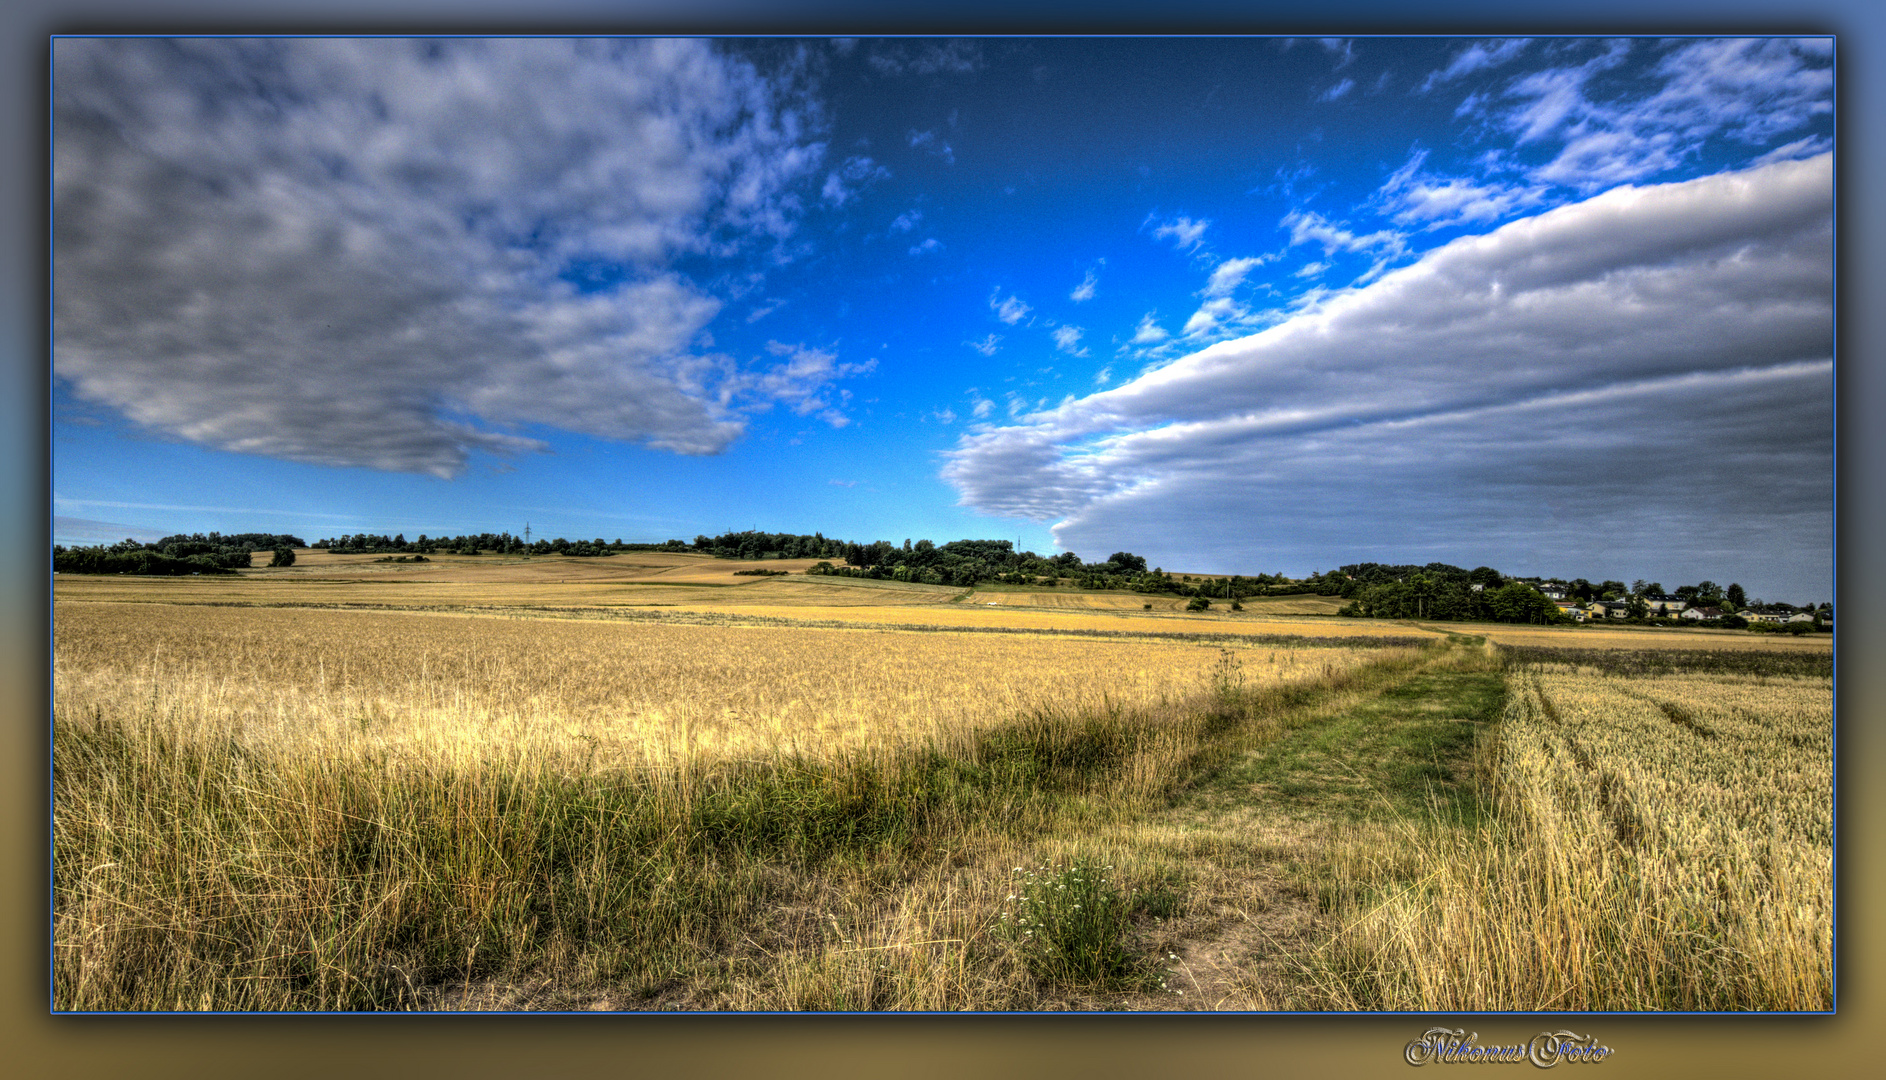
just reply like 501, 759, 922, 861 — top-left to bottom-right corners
1319, 78, 1355, 102
1130, 313, 1169, 344
742, 342, 876, 428
942, 156, 1831, 592
965, 333, 1002, 356
1180, 297, 1245, 338
1150, 215, 1210, 252
890, 209, 923, 232
821, 155, 890, 206
1371, 147, 1548, 229
1070, 268, 1098, 303
1417, 38, 1530, 93
909, 237, 943, 256
1093, 366, 1112, 386
53, 38, 848, 478
990, 289, 1032, 325
1280, 210, 1406, 259
1204, 256, 1272, 298
907, 127, 956, 164
1052, 326, 1088, 356
1492, 38, 1832, 192
1751, 135, 1834, 168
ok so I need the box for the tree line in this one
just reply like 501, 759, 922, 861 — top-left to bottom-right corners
53, 532, 306, 576
1319, 562, 1812, 626
52, 527, 1815, 626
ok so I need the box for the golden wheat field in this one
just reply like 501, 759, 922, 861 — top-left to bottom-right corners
52, 601, 1386, 767
51, 565, 1837, 1012
53, 591, 1433, 1012
1320, 656, 1833, 1011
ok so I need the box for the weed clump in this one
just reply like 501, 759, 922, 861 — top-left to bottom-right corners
997, 860, 1141, 989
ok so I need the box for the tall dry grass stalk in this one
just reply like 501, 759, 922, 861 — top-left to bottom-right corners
53, 602, 1423, 1011
1309, 659, 1832, 1011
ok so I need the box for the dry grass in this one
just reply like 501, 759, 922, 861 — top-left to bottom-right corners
52, 599, 1423, 1011
1308, 654, 1832, 1011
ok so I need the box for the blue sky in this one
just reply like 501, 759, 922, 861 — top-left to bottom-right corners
52, 36, 1834, 601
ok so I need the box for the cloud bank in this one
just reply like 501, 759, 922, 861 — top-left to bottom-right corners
54, 38, 859, 478
944, 155, 1831, 586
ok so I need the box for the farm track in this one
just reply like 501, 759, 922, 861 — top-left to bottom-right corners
1083, 641, 1506, 1009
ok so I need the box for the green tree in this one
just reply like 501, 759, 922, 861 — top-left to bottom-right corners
1727, 582, 1747, 608
272, 547, 296, 568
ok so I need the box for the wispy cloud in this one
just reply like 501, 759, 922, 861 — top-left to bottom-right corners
966, 333, 1003, 356
742, 342, 877, 428
1203, 256, 1273, 298
907, 127, 956, 164
1369, 147, 1548, 229
1070, 268, 1099, 302
869, 40, 985, 77
1280, 210, 1406, 261
1130, 313, 1169, 344
1317, 38, 1355, 70
989, 289, 1032, 325
821, 155, 890, 206
1052, 325, 1088, 356
1416, 38, 1530, 93
1487, 38, 1832, 192
1148, 214, 1210, 252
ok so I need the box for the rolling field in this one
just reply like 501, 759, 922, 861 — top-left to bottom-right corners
50, 566, 1835, 1012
